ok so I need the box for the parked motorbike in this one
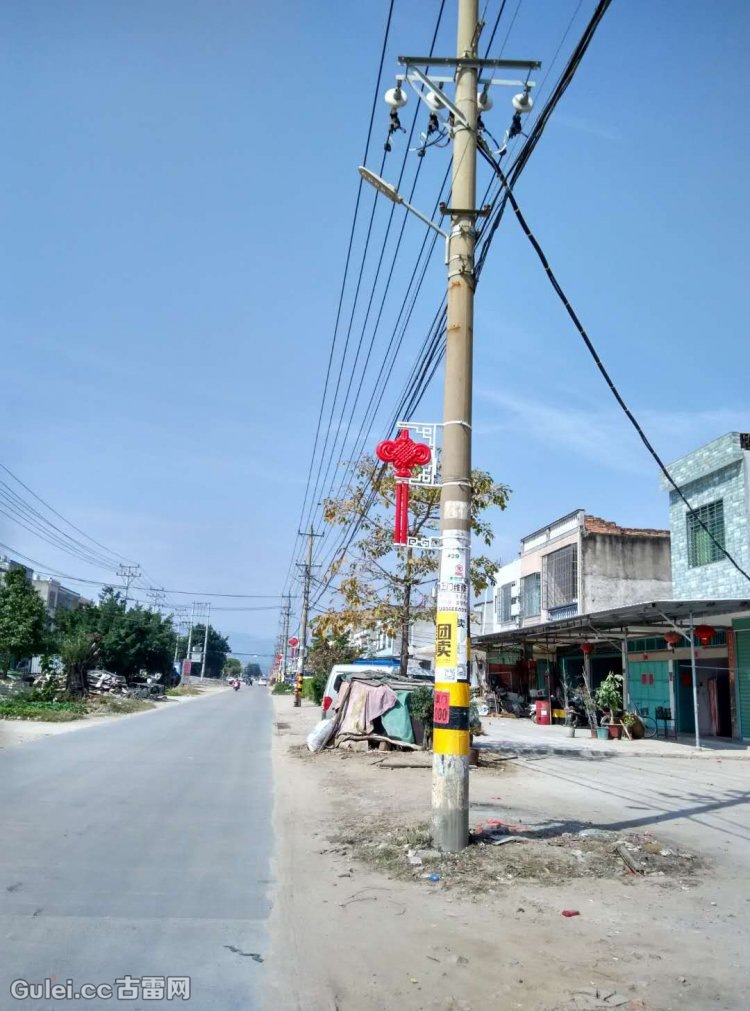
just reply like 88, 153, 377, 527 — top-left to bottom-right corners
564, 691, 604, 727
498, 690, 526, 717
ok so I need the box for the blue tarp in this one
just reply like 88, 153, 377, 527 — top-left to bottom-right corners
380, 690, 415, 744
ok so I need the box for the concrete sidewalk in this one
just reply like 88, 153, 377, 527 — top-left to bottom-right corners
477, 713, 750, 759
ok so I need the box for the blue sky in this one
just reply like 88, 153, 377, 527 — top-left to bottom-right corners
3, 1, 749, 655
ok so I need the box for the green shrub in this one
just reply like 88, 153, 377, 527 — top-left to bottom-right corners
272, 682, 293, 695
0, 697, 87, 722
302, 673, 327, 705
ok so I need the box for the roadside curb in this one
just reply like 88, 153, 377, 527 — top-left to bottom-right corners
478, 743, 750, 761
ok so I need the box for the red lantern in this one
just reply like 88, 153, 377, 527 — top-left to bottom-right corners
288, 637, 299, 647
663, 631, 681, 651
580, 643, 594, 656
695, 624, 716, 647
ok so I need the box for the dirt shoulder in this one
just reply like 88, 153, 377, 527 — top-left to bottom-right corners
0, 681, 228, 751
265, 697, 750, 1011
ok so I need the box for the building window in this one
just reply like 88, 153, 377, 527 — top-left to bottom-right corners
542, 544, 578, 609
520, 573, 541, 617
687, 500, 725, 567
495, 582, 512, 624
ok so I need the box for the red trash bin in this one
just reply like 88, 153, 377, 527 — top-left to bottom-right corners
535, 699, 551, 725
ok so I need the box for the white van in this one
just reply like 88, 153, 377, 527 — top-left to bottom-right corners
320, 663, 399, 719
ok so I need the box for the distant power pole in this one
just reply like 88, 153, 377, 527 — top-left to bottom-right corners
200, 602, 211, 680
146, 587, 166, 612
117, 564, 141, 608
280, 594, 292, 682
186, 601, 197, 669
294, 528, 322, 707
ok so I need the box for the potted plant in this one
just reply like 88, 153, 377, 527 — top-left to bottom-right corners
621, 710, 644, 740
407, 685, 434, 750
578, 684, 599, 737
595, 671, 624, 740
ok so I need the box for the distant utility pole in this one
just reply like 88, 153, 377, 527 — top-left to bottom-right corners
117, 564, 141, 608
362, 0, 539, 851
146, 587, 166, 612
294, 528, 322, 707
186, 601, 197, 669
200, 602, 211, 680
173, 611, 188, 664
280, 594, 292, 683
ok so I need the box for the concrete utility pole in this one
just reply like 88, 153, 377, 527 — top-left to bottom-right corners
186, 601, 196, 667
200, 602, 211, 680
359, 1, 539, 851
146, 587, 166, 612
430, 0, 480, 854
281, 594, 292, 683
294, 528, 321, 707
117, 564, 141, 609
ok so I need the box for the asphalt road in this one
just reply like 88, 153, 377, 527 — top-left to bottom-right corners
0, 687, 273, 1010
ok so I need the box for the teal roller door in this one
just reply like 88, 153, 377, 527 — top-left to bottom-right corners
737, 631, 750, 740
627, 660, 670, 719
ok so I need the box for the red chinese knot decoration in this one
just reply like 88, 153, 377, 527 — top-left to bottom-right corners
375, 429, 432, 545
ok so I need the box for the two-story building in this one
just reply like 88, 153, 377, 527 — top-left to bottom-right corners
480, 510, 672, 633
663, 432, 750, 739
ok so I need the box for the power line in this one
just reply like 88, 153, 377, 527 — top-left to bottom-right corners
479, 145, 750, 586
303, 3, 449, 543
306, 3, 603, 613
0, 463, 136, 566
287, 0, 398, 593
0, 543, 287, 599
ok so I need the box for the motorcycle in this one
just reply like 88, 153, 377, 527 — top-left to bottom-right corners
498, 690, 526, 717
231, 679, 241, 692
564, 691, 604, 727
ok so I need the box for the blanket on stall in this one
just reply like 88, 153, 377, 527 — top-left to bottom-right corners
336, 680, 398, 736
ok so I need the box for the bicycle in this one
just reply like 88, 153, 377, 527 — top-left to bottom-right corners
634, 707, 657, 739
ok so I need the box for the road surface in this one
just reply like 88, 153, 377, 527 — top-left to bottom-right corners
0, 688, 272, 1009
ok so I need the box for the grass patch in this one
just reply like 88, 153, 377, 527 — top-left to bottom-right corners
166, 686, 201, 697
271, 682, 293, 695
86, 696, 156, 715
0, 697, 87, 722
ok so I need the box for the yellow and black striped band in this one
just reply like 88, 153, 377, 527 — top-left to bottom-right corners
433, 681, 470, 756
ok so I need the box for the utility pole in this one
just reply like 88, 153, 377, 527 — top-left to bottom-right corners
117, 564, 141, 609
429, 0, 481, 854
172, 607, 188, 664
294, 528, 322, 707
359, 1, 538, 851
186, 601, 196, 669
281, 594, 292, 683
200, 602, 211, 680
146, 587, 166, 612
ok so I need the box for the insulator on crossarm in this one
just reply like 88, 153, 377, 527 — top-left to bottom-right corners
385, 86, 408, 109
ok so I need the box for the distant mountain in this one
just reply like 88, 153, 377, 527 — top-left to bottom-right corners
226, 631, 276, 673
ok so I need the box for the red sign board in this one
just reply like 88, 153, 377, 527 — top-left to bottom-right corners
433, 690, 451, 726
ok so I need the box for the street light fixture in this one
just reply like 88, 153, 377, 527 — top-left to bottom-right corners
358, 166, 449, 243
